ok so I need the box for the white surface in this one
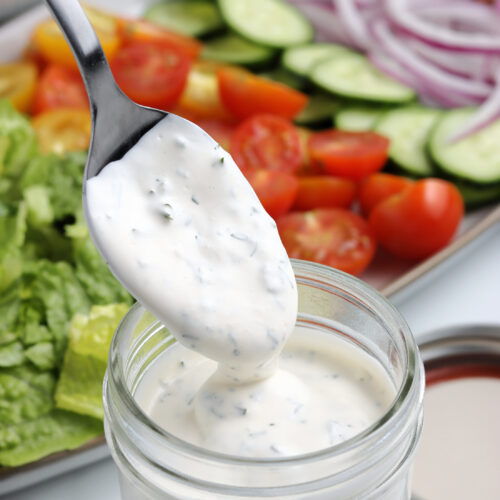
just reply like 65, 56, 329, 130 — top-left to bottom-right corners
5, 221, 499, 500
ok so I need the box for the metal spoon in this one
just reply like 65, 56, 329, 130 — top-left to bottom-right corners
44, 0, 168, 181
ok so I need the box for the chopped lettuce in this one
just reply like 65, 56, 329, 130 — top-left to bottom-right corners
25, 342, 56, 371
0, 102, 132, 467
0, 365, 54, 425
0, 341, 24, 367
55, 304, 129, 419
0, 202, 27, 293
0, 410, 103, 467
73, 234, 133, 306
21, 260, 91, 362
0, 100, 37, 180
19, 151, 85, 223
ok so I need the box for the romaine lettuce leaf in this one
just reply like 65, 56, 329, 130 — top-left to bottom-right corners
55, 303, 129, 419
0, 410, 103, 467
21, 260, 91, 362
0, 365, 54, 425
69, 223, 133, 306
0, 202, 27, 293
19, 151, 85, 223
0, 99, 37, 181
0, 341, 24, 367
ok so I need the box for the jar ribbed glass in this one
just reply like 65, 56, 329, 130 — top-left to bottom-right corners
103, 260, 424, 499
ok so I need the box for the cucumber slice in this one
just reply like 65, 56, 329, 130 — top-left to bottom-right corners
201, 33, 276, 68
217, 0, 313, 48
374, 107, 441, 177
312, 53, 416, 104
294, 93, 342, 128
144, 0, 224, 37
335, 107, 385, 131
455, 181, 500, 209
282, 43, 352, 77
429, 109, 500, 185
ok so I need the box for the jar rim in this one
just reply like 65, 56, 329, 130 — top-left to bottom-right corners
106, 259, 424, 466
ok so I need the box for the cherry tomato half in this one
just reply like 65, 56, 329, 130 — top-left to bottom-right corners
32, 64, 88, 115
277, 209, 376, 276
171, 61, 234, 121
0, 62, 37, 113
32, 108, 91, 154
217, 67, 308, 120
33, 7, 120, 69
118, 19, 202, 60
369, 178, 464, 261
359, 173, 414, 216
247, 169, 299, 220
294, 176, 357, 211
230, 114, 302, 175
111, 41, 190, 109
308, 130, 389, 180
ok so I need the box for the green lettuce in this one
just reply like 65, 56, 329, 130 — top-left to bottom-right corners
0, 365, 54, 425
73, 235, 133, 306
0, 202, 27, 293
55, 304, 129, 419
0, 102, 131, 467
0, 410, 103, 467
19, 151, 85, 224
0, 100, 37, 181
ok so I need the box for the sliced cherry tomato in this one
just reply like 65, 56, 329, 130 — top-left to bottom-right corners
32, 65, 88, 115
369, 178, 464, 261
32, 108, 91, 154
294, 176, 357, 211
33, 7, 120, 69
217, 67, 308, 120
170, 61, 234, 121
230, 114, 302, 175
247, 170, 299, 220
295, 126, 322, 176
118, 19, 202, 60
359, 173, 414, 216
277, 209, 376, 276
111, 41, 190, 109
0, 62, 37, 113
308, 130, 389, 180
195, 118, 236, 151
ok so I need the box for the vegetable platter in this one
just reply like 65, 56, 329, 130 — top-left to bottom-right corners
0, 0, 500, 494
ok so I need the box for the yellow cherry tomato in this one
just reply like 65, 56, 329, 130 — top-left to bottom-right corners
171, 61, 234, 121
32, 7, 120, 69
32, 108, 91, 154
0, 62, 37, 112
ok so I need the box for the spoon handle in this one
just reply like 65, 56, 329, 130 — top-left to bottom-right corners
44, 0, 119, 116
43, 0, 164, 178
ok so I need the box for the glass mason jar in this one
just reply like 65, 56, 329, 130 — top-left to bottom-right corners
103, 260, 425, 500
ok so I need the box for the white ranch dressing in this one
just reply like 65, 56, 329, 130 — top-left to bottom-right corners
86, 114, 394, 457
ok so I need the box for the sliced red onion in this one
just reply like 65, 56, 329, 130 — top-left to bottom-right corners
448, 69, 500, 143
369, 18, 493, 100
333, 0, 372, 50
385, 0, 500, 54
415, 3, 500, 35
404, 36, 498, 82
